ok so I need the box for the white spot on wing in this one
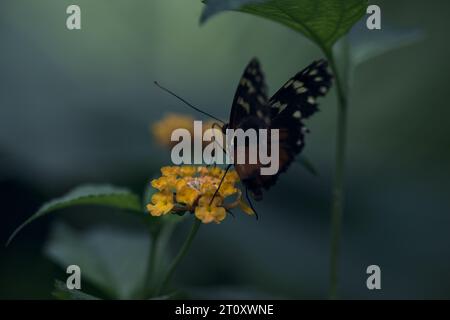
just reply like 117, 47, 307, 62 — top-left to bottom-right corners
284, 79, 294, 88
307, 96, 316, 104
256, 110, 264, 118
293, 81, 304, 89
257, 95, 266, 104
237, 97, 251, 113
293, 110, 301, 119
279, 103, 288, 113
296, 87, 308, 94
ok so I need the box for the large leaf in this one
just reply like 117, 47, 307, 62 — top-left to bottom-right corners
7, 184, 142, 246
201, 0, 368, 50
46, 223, 150, 299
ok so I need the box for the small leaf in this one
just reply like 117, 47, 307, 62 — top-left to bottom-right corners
7, 184, 142, 246
201, 0, 368, 50
53, 280, 100, 300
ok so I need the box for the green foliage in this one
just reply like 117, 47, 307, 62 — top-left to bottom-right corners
7, 184, 142, 246
46, 223, 150, 299
201, 0, 368, 51
349, 23, 424, 67
53, 280, 100, 300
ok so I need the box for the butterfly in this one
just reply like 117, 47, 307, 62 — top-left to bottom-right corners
221, 58, 333, 201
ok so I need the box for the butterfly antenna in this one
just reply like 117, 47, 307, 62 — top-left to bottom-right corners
209, 164, 232, 206
245, 187, 259, 220
154, 81, 225, 125
211, 122, 228, 155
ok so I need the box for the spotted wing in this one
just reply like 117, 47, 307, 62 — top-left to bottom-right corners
269, 59, 332, 119
258, 60, 333, 190
229, 58, 270, 129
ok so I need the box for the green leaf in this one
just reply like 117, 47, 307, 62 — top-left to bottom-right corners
7, 184, 142, 246
46, 223, 150, 299
349, 22, 424, 67
201, 0, 368, 50
52, 280, 101, 300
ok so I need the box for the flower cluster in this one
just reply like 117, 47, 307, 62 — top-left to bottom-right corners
146, 165, 254, 224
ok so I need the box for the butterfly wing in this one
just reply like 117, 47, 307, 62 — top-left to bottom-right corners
229, 58, 270, 129
259, 60, 333, 190
269, 60, 332, 119
227, 58, 271, 200
227, 59, 333, 200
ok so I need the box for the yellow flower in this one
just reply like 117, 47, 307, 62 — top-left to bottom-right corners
179, 165, 197, 177
146, 191, 174, 216
195, 205, 226, 224
197, 166, 210, 175
151, 113, 195, 148
175, 178, 188, 191
161, 166, 179, 177
151, 114, 221, 149
219, 182, 237, 197
176, 186, 200, 207
209, 167, 224, 177
146, 165, 255, 224
224, 170, 239, 183
198, 194, 223, 207
151, 176, 177, 191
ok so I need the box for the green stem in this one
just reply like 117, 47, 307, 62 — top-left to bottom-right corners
325, 48, 349, 300
155, 218, 201, 296
143, 230, 159, 298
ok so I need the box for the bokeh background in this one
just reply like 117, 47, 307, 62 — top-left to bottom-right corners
1, 0, 449, 299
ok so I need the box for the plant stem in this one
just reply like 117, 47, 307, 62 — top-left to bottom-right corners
143, 230, 159, 298
325, 48, 349, 300
155, 218, 201, 296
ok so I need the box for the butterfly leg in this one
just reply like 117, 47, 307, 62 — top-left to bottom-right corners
209, 164, 233, 206
245, 187, 259, 220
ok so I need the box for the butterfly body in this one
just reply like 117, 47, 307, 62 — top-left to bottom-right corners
224, 58, 333, 200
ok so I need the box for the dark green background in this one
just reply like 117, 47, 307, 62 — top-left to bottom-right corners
1, 0, 449, 299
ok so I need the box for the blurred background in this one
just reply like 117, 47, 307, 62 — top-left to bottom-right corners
1, 0, 449, 299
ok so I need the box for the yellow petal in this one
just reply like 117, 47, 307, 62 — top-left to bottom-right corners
175, 178, 188, 192
179, 165, 197, 177
239, 199, 255, 216
146, 201, 174, 216
219, 182, 237, 198
176, 186, 200, 207
194, 206, 215, 224
161, 166, 179, 177
197, 166, 209, 175
198, 194, 222, 207
212, 206, 226, 223
209, 167, 224, 177
224, 170, 239, 183
195, 205, 226, 224
151, 191, 173, 204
